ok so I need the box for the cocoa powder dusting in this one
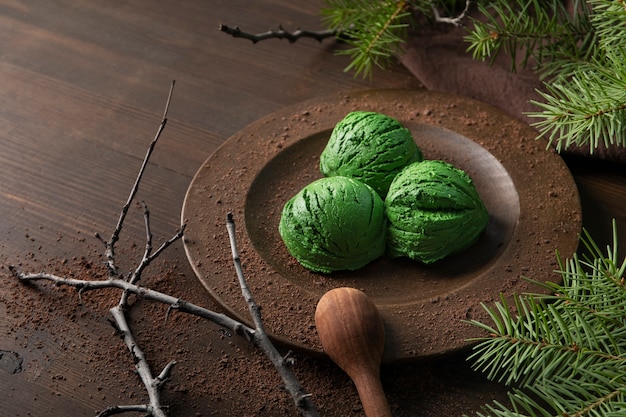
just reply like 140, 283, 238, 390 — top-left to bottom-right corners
1, 91, 582, 416
1, 230, 511, 417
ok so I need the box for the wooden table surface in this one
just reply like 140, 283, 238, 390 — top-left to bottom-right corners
1, 1, 624, 416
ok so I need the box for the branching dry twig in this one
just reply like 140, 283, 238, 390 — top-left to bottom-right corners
95, 80, 180, 417
104, 307, 176, 417
9, 267, 257, 339
11, 81, 319, 417
10, 216, 319, 416
430, 0, 470, 27
95, 81, 175, 277
219, 23, 337, 43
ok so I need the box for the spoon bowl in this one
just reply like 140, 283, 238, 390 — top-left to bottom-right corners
315, 287, 392, 417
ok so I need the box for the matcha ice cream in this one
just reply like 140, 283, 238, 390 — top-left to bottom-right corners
385, 160, 489, 264
279, 176, 387, 273
320, 111, 423, 198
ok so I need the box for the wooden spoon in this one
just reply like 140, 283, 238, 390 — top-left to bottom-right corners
315, 287, 392, 417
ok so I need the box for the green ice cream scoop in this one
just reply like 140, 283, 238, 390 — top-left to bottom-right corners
279, 176, 387, 273
385, 160, 489, 264
320, 111, 423, 198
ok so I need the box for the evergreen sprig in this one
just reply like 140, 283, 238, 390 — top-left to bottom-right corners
464, 0, 626, 154
320, 1, 469, 77
320, 0, 415, 77
466, 221, 626, 417
529, 45, 626, 152
589, 0, 626, 52
464, 0, 596, 77
319, 1, 625, 153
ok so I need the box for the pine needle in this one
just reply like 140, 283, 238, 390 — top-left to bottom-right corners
321, 0, 414, 78
467, 221, 626, 417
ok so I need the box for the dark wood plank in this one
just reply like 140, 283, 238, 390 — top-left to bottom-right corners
0, 1, 422, 416
0, 0, 623, 416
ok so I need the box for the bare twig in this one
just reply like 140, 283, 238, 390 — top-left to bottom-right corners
430, 0, 470, 27
220, 0, 470, 48
106, 307, 175, 417
226, 213, 319, 417
11, 215, 320, 416
95, 80, 176, 277
108, 216, 185, 416
10, 266, 257, 341
97, 405, 155, 417
219, 23, 337, 43
12, 80, 319, 416
115, 201, 186, 308
97, 81, 180, 417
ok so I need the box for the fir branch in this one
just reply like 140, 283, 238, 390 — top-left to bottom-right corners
589, 0, 626, 52
528, 45, 626, 153
467, 221, 626, 417
464, 0, 626, 154
321, 0, 414, 77
464, 0, 594, 74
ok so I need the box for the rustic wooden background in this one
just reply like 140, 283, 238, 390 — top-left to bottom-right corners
0, 1, 624, 416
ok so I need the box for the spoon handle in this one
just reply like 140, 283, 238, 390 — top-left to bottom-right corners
352, 370, 392, 417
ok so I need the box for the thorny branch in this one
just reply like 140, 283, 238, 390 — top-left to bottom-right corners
11, 82, 320, 416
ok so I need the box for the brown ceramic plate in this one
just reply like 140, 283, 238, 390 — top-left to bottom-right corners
182, 90, 581, 362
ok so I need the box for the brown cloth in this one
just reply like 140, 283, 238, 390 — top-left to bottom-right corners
399, 22, 626, 164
